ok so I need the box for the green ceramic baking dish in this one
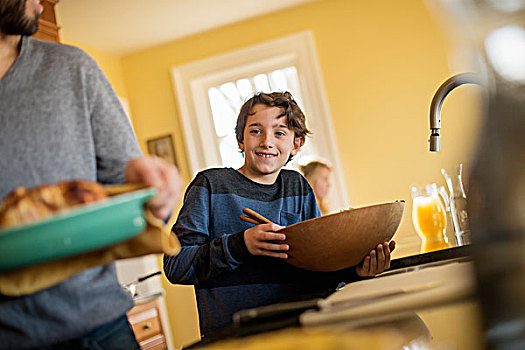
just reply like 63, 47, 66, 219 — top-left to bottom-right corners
0, 188, 156, 272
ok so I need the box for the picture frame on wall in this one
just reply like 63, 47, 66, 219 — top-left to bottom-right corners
147, 134, 177, 166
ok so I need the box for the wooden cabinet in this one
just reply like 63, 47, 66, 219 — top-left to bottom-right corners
127, 299, 168, 350
33, 0, 60, 42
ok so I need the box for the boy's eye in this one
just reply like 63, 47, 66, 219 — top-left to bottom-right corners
275, 131, 286, 136
249, 129, 261, 135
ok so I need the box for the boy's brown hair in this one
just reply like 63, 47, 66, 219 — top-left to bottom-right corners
235, 92, 311, 148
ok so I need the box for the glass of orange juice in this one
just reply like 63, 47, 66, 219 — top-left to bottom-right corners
410, 184, 451, 253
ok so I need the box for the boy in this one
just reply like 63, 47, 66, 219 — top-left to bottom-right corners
164, 92, 393, 335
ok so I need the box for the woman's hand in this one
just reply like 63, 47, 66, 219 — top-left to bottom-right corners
356, 240, 396, 277
125, 155, 184, 220
244, 223, 289, 259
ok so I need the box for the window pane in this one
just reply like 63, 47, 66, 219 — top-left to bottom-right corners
282, 67, 305, 110
253, 74, 271, 92
208, 87, 237, 138
219, 82, 242, 107
219, 134, 244, 169
236, 79, 254, 102
269, 69, 288, 92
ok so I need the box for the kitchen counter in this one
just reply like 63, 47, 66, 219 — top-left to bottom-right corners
132, 289, 164, 305
388, 245, 471, 271
190, 245, 481, 349
197, 301, 483, 349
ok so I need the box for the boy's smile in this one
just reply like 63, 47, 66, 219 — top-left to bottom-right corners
237, 104, 302, 184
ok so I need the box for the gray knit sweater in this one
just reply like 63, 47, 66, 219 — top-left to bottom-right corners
0, 37, 141, 348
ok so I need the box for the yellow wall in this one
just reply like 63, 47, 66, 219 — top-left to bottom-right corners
119, 0, 481, 346
61, 39, 129, 99
121, 0, 481, 252
62, 0, 483, 347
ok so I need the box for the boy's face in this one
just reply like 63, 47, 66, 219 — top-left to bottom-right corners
238, 104, 302, 184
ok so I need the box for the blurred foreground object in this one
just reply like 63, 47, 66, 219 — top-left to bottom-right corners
428, 0, 525, 348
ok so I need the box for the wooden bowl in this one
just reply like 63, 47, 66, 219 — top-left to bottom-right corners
279, 201, 405, 271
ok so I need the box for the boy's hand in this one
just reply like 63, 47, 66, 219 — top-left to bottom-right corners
244, 223, 289, 259
356, 241, 396, 277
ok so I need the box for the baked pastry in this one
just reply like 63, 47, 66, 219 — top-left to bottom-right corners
0, 180, 107, 227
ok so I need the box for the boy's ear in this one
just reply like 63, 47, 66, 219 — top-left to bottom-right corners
290, 137, 304, 156
238, 140, 244, 151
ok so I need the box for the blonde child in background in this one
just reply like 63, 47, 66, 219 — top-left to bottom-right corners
300, 161, 332, 215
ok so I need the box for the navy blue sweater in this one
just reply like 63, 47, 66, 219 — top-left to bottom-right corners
164, 168, 359, 334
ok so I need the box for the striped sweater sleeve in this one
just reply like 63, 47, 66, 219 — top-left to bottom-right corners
163, 173, 250, 286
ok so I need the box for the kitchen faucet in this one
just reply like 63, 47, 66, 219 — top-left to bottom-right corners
429, 72, 481, 152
